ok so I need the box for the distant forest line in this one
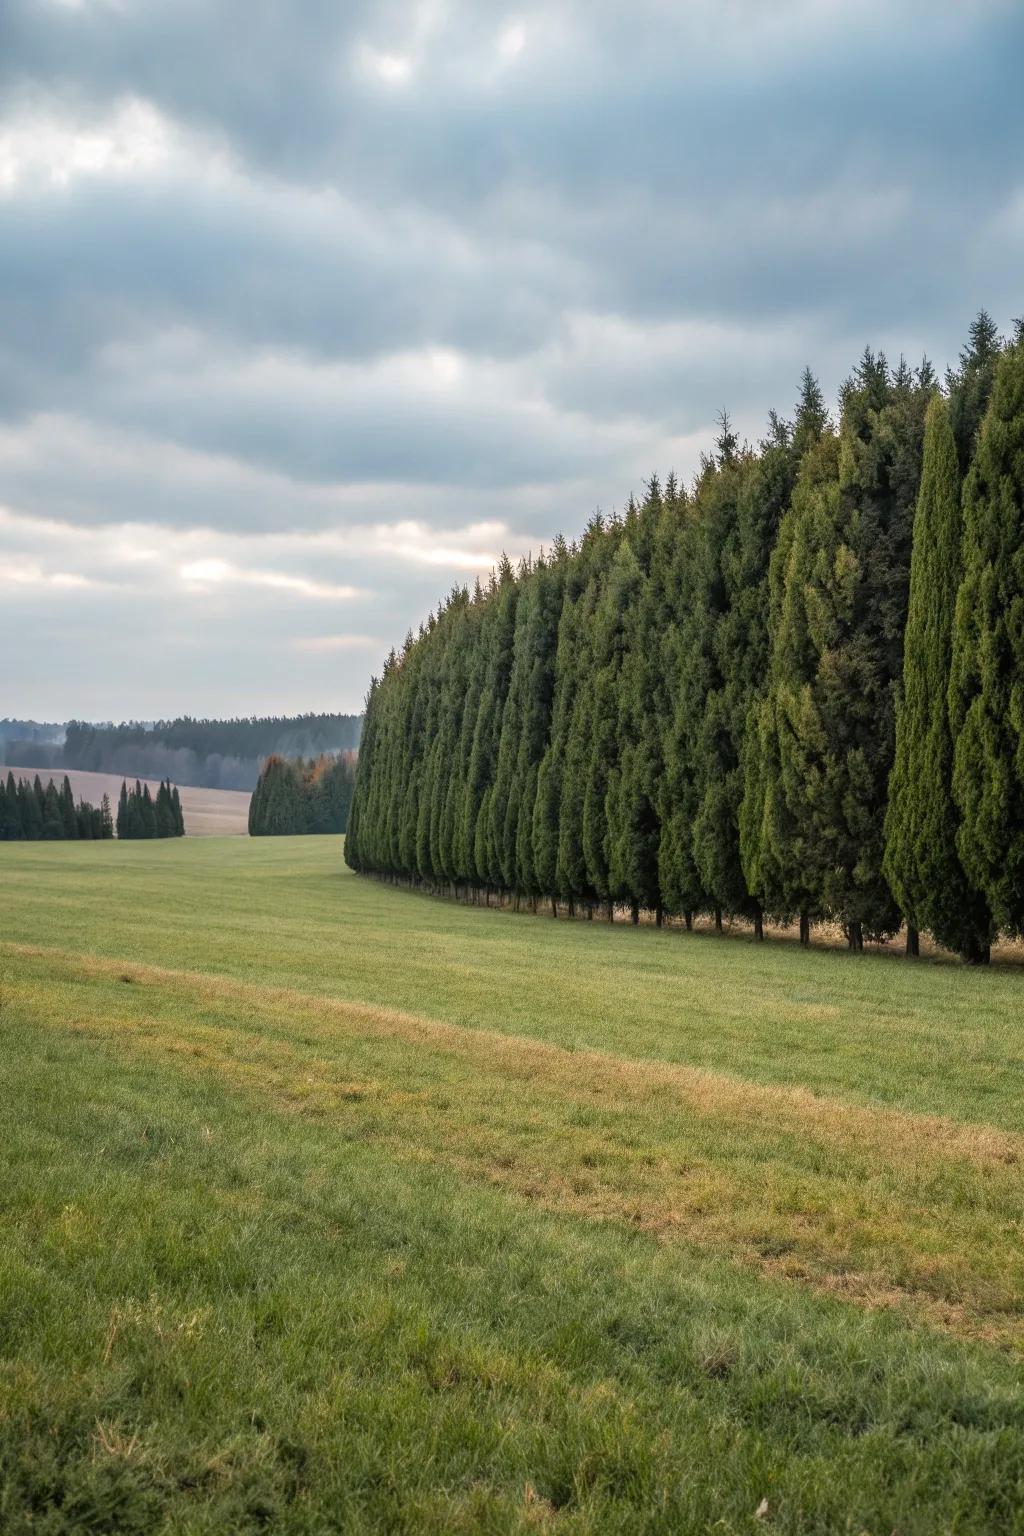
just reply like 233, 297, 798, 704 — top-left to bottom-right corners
0, 713, 362, 791
348, 314, 1024, 962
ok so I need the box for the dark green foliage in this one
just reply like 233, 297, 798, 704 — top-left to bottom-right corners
0, 774, 113, 841
749, 353, 930, 944
345, 317, 1024, 958
116, 779, 186, 839
608, 483, 676, 919
947, 310, 1003, 475
884, 396, 992, 960
950, 339, 1024, 933
249, 754, 357, 836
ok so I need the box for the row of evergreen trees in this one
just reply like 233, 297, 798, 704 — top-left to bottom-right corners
346, 314, 1024, 961
0, 772, 114, 840
248, 753, 357, 835
116, 780, 186, 839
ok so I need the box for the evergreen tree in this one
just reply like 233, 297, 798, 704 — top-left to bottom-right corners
532, 545, 586, 906
659, 479, 711, 923
141, 783, 158, 838
19, 778, 43, 839
688, 433, 750, 928
117, 780, 129, 839
42, 779, 63, 839
950, 338, 1024, 932
947, 310, 1003, 474
884, 394, 992, 959
3, 772, 17, 840
558, 522, 614, 911
759, 351, 927, 946
59, 775, 79, 839
467, 558, 518, 893
155, 780, 175, 837
584, 533, 641, 916
607, 482, 674, 921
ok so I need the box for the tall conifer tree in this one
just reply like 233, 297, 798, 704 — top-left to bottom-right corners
950, 339, 1024, 932
884, 394, 992, 959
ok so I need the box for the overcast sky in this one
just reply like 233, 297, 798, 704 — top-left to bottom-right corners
2, 0, 1022, 721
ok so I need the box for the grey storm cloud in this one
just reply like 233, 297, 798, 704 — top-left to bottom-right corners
1, 0, 1022, 716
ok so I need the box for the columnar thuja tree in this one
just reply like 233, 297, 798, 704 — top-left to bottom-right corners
752, 353, 928, 949
950, 338, 1024, 934
658, 485, 709, 925
690, 419, 776, 932
511, 549, 566, 902
584, 526, 640, 917
607, 479, 677, 924
884, 395, 993, 960
947, 310, 1004, 475
558, 520, 612, 912
743, 430, 840, 942
728, 381, 826, 936
533, 542, 589, 907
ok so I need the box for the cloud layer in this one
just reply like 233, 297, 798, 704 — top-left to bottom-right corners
2, 0, 1022, 717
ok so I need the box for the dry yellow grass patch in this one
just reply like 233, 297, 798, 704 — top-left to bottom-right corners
7, 939, 1024, 1350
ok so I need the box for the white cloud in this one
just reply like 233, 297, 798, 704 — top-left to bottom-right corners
178, 558, 363, 600
356, 45, 414, 84
291, 633, 383, 652
498, 21, 526, 58
0, 97, 179, 194
0, 554, 97, 589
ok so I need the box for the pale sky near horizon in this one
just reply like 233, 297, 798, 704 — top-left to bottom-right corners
2, 0, 1022, 721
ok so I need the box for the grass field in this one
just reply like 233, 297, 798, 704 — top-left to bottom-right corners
2, 837, 1023, 1533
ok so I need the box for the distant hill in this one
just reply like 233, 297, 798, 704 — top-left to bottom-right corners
0, 713, 362, 792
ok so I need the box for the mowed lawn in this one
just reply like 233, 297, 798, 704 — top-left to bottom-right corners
2, 839, 1024, 1533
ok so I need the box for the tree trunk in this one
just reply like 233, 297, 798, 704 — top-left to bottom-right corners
630, 901, 640, 926
799, 913, 810, 947
714, 906, 723, 934
606, 898, 615, 923
847, 921, 863, 953
962, 937, 991, 965
905, 924, 919, 958
568, 895, 575, 919
753, 905, 764, 942
655, 904, 663, 929
586, 902, 593, 920
551, 896, 558, 919
684, 911, 693, 932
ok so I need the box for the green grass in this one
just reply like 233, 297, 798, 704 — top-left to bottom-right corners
1, 838, 1023, 1532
